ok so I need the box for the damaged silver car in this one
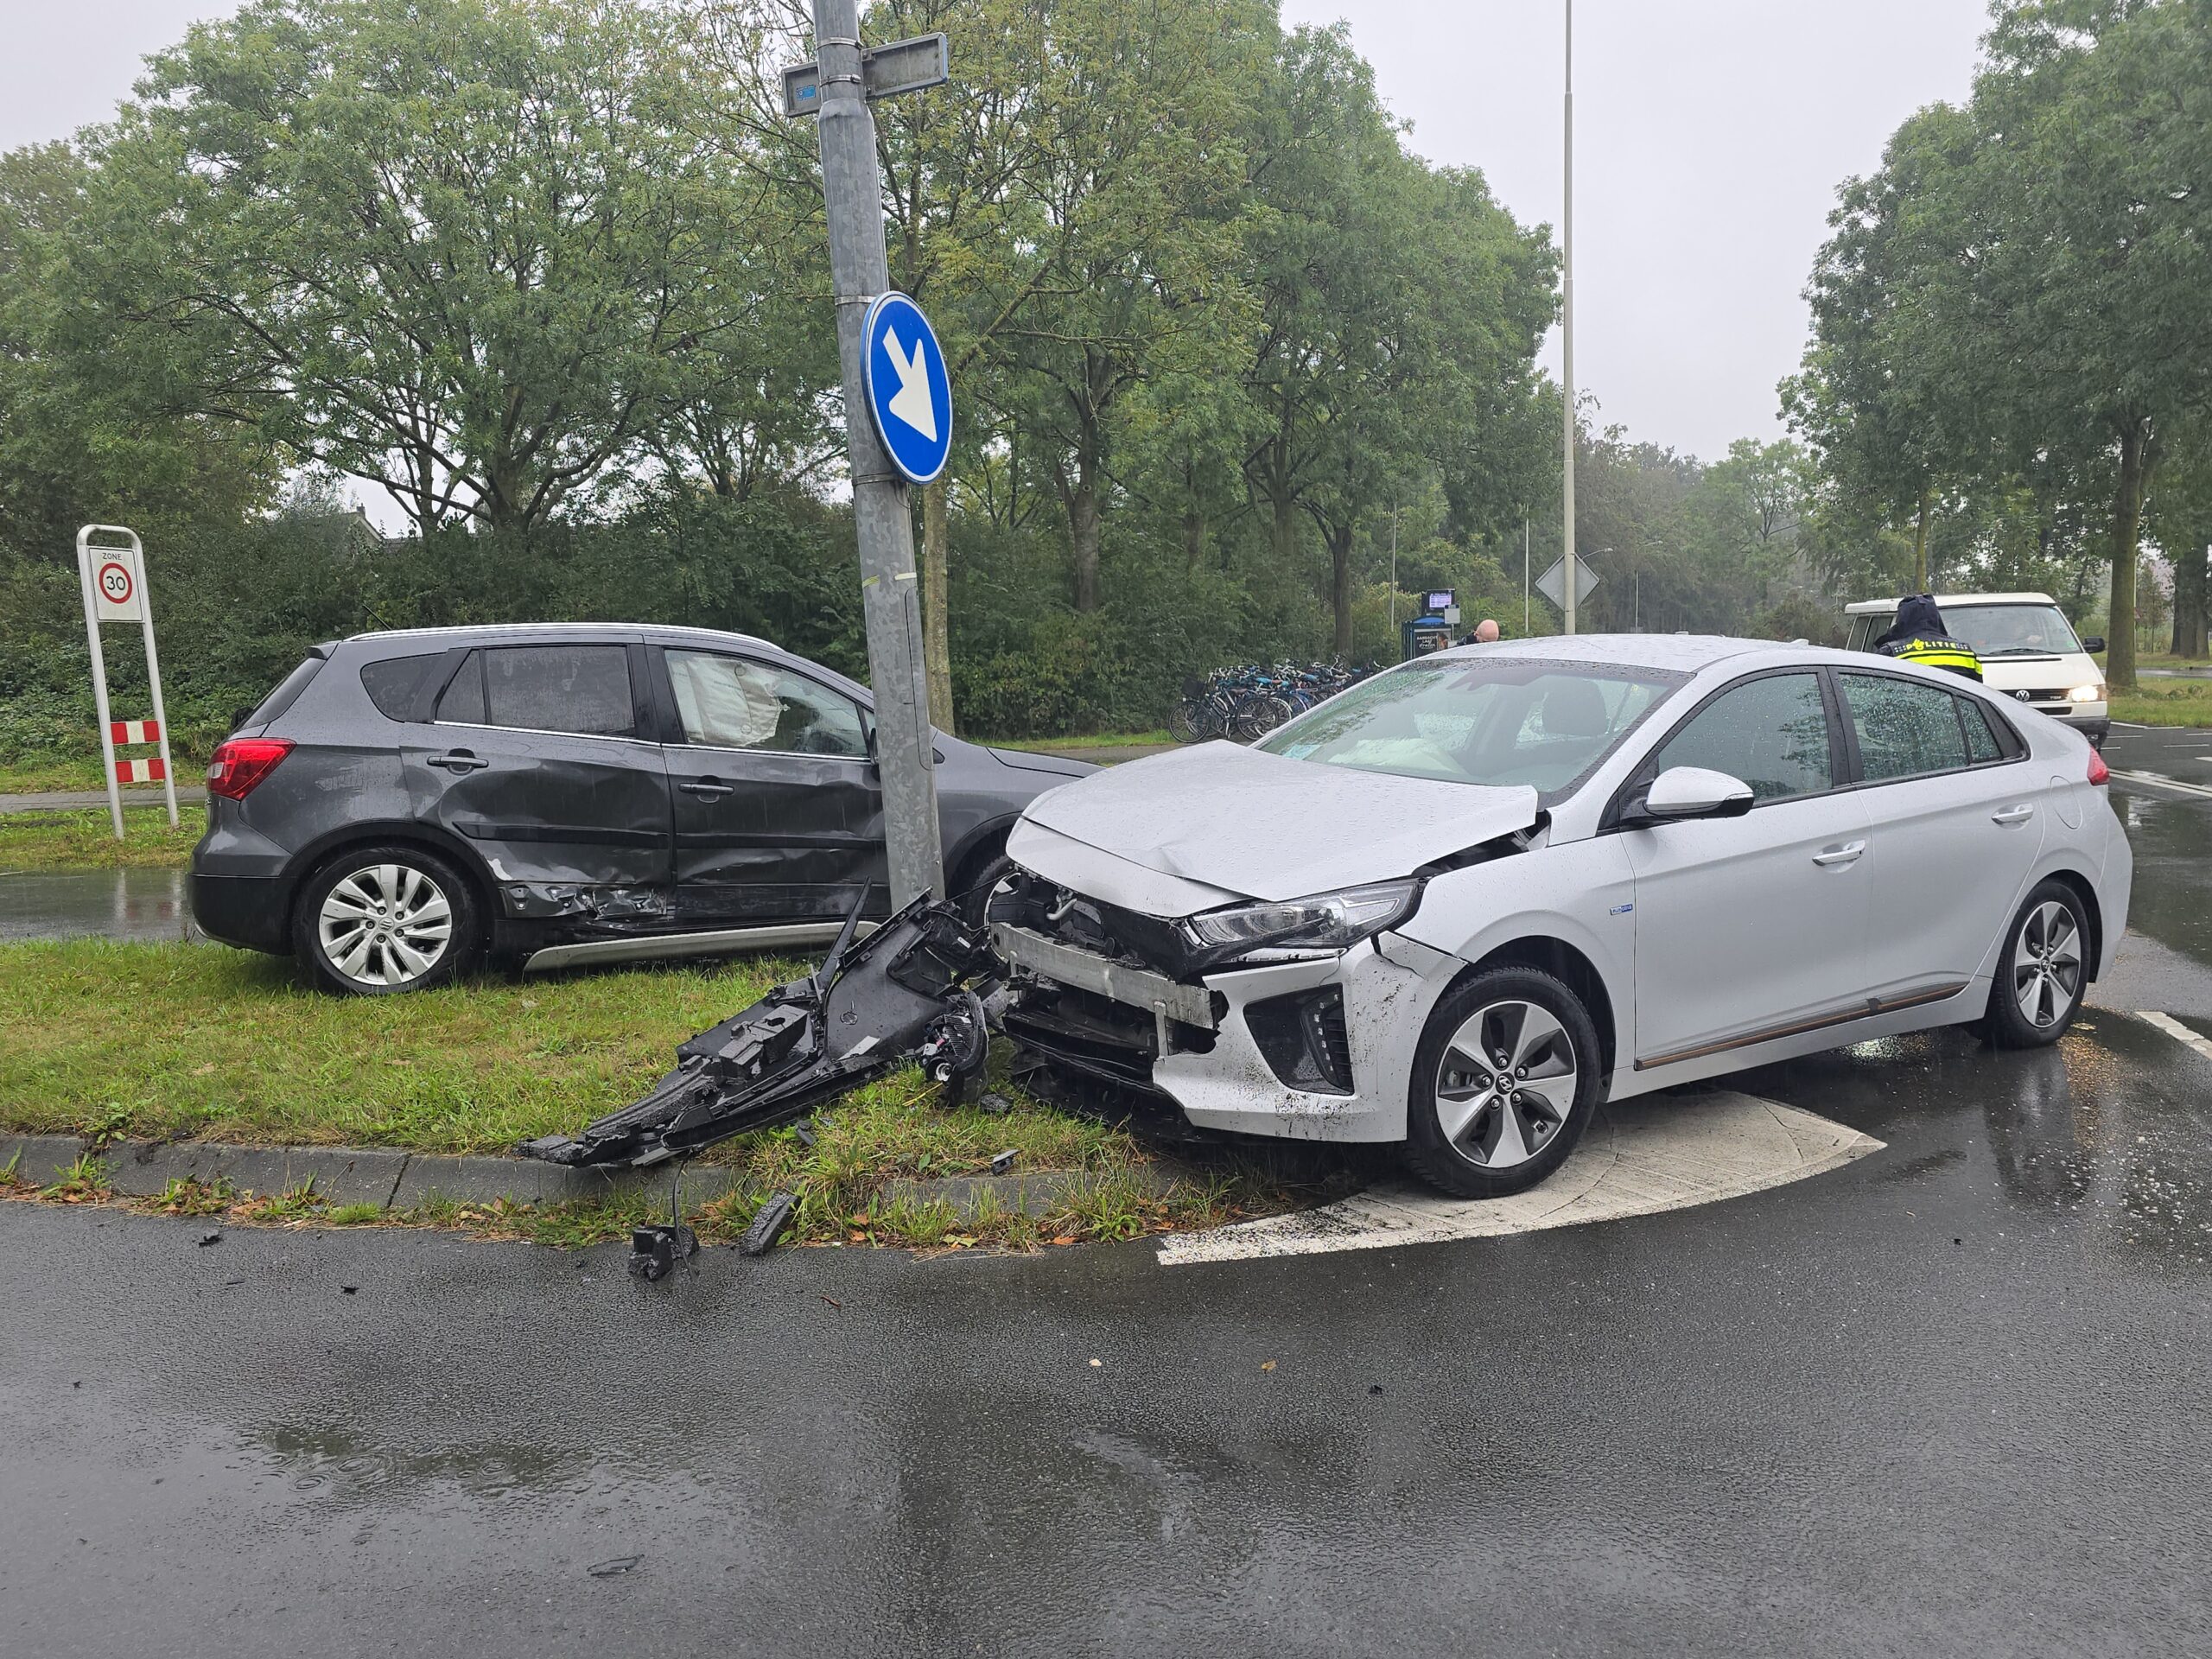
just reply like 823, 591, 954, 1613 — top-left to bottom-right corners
991, 636, 2132, 1197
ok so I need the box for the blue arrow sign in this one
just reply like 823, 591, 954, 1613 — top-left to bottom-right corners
861, 292, 952, 486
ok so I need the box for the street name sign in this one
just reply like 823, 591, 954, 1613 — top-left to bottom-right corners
784, 32, 950, 118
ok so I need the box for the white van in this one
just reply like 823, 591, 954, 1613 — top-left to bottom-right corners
1843, 593, 2108, 747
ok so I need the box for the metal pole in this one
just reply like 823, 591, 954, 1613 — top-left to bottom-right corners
138, 537, 179, 828
811, 0, 944, 904
1561, 0, 1577, 636
1522, 517, 1531, 637
1389, 504, 1398, 635
75, 529, 124, 840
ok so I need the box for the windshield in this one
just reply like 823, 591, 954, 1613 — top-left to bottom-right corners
1257, 657, 1685, 798
1946, 603, 2082, 658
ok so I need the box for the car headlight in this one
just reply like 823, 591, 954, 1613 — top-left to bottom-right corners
1185, 880, 1421, 957
2067, 682, 2104, 703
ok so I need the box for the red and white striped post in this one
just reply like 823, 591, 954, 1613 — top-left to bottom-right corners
76, 525, 179, 838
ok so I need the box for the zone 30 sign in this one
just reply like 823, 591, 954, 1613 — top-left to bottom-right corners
76, 525, 179, 836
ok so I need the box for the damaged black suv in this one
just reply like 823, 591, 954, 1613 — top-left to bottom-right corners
188, 624, 1091, 994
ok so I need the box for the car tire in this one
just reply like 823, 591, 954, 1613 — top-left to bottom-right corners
1402, 967, 1603, 1199
293, 844, 480, 996
1983, 880, 2090, 1048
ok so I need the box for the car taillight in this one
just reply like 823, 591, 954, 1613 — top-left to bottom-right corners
206, 738, 294, 800
2086, 747, 2109, 787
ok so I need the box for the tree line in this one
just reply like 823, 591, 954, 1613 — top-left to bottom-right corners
1789, 0, 2212, 690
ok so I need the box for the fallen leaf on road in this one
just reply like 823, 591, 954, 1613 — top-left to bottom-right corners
1261, 1359, 1276, 1372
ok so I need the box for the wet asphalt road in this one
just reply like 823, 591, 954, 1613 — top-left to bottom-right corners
5, 736, 2212, 1656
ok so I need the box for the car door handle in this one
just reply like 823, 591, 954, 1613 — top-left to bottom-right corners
426, 749, 489, 773
1992, 804, 2035, 825
678, 779, 734, 799
1811, 840, 1867, 868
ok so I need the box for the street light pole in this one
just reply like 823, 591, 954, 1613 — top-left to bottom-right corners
1561, 0, 1577, 637
810, 0, 944, 905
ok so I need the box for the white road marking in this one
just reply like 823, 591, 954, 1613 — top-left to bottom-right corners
2112, 769, 2212, 800
2138, 1011, 2212, 1065
1156, 1091, 1883, 1265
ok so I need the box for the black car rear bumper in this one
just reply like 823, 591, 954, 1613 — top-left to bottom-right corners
188, 873, 289, 954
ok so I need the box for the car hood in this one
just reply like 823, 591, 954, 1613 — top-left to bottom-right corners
1010, 741, 1541, 911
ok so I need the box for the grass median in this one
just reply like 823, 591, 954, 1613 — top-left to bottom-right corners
2107, 678, 2212, 729
0, 805, 202, 870
0, 939, 1311, 1249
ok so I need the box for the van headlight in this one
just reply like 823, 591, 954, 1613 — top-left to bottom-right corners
2067, 682, 2105, 703
1185, 880, 1421, 957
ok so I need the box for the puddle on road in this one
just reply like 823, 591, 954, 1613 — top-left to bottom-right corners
0, 868, 204, 944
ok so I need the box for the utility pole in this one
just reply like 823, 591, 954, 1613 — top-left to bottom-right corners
1389, 501, 1399, 636
1561, 0, 1578, 636
805, 0, 944, 904
1522, 517, 1531, 637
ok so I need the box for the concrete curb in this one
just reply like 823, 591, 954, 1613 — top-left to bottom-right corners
0, 1133, 741, 1212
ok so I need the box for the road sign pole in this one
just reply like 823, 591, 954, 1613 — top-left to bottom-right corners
1561, 0, 1577, 637
810, 0, 944, 905
138, 549, 179, 828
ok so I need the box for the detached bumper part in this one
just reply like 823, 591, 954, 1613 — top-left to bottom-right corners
518, 898, 995, 1170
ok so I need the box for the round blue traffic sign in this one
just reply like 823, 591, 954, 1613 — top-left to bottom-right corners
861, 292, 953, 486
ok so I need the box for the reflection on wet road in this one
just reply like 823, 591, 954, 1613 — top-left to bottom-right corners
0, 867, 201, 944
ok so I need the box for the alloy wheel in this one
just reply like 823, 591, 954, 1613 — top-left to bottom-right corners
1434, 999, 1580, 1168
317, 862, 454, 988
2013, 899, 2083, 1029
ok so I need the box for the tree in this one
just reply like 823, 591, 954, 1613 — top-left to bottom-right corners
73, 0, 769, 534
1241, 27, 1554, 654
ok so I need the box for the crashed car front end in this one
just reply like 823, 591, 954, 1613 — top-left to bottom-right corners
990, 819, 1472, 1145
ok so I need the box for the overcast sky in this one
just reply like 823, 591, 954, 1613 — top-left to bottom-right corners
9, 1, 1992, 469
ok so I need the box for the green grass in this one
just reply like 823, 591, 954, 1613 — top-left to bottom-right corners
984, 729, 1173, 751
0, 805, 203, 870
0, 753, 114, 793
0, 938, 1308, 1249
2107, 679, 2212, 729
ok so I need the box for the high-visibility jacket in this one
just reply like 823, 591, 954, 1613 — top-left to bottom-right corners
1880, 634, 1984, 682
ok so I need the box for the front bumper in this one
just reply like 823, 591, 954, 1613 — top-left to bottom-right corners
999, 925, 1456, 1145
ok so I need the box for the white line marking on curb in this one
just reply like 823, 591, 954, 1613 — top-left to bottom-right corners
2113, 769, 2212, 800
2138, 1010, 2212, 1065
1157, 1091, 1883, 1265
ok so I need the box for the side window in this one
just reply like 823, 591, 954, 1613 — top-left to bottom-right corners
435, 651, 486, 725
1649, 672, 1834, 803
360, 652, 441, 721
665, 651, 868, 758
1845, 615, 1876, 653
1958, 696, 2003, 764
482, 645, 637, 738
1840, 672, 1969, 782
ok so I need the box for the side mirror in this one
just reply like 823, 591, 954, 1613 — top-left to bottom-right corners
1633, 766, 1756, 824
2081, 635, 2106, 654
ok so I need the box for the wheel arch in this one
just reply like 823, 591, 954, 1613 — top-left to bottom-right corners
1445, 935, 1620, 1079
945, 814, 1016, 906
2037, 864, 2105, 984
283, 822, 499, 953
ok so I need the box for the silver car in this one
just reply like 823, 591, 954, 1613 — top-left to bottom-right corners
990, 636, 2132, 1197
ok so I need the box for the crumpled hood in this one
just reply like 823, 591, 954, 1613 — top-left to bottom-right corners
1012, 741, 1540, 909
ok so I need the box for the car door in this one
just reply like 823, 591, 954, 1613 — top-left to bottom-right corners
1617, 668, 1876, 1071
652, 646, 885, 925
402, 641, 674, 917
1837, 669, 2045, 1000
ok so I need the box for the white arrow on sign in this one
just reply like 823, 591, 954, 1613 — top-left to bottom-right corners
883, 327, 938, 442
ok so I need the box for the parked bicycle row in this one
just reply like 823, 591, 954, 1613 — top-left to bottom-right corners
1169, 660, 1370, 743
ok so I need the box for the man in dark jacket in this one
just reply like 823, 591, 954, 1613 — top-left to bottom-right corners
1876, 594, 1984, 681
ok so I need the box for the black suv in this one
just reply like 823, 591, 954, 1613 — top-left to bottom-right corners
188, 624, 1092, 994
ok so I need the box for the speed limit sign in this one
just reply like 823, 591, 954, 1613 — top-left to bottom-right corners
77, 525, 177, 837
90, 548, 143, 622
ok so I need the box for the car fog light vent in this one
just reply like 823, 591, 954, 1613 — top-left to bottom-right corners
1248, 986, 1354, 1096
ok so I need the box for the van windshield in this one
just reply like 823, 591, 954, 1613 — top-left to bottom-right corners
1944, 604, 2082, 658
1257, 658, 1684, 800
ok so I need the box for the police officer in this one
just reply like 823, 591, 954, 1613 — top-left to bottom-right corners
1875, 594, 1983, 681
